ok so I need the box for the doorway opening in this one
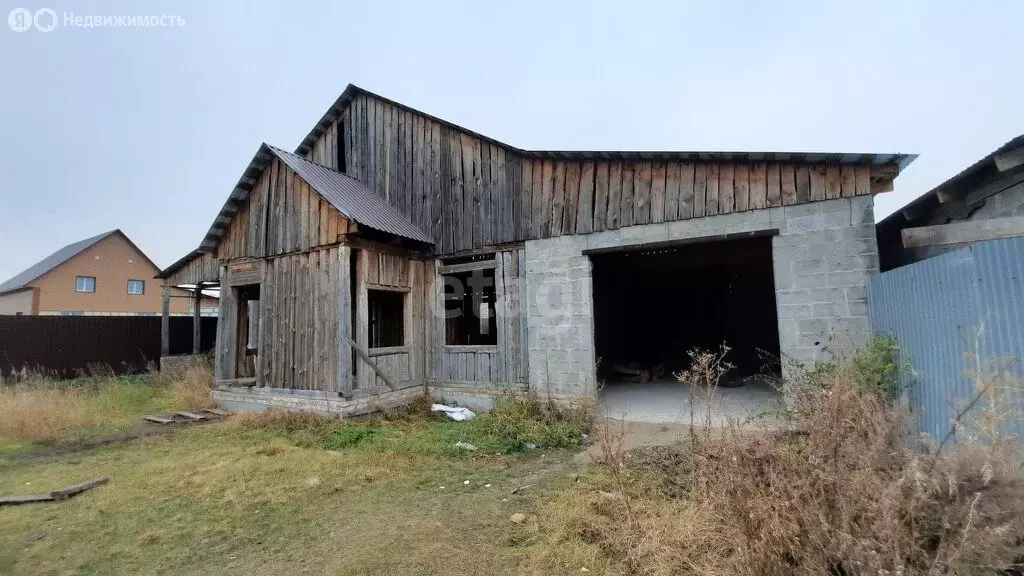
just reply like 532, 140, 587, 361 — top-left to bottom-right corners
234, 284, 261, 379
590, 234, 782, 423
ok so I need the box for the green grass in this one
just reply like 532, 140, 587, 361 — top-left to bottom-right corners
0, 409, 592, 575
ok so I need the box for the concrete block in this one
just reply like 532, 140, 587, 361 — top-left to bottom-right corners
792, 258, 828, 275
777, 304, 813, 319
826, 271, 868, 288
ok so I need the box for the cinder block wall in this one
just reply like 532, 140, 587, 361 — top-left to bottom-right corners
524, 196, 878, 399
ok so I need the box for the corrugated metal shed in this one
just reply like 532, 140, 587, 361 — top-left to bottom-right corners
868, 236, 1024, 444
268, 146, 433, 244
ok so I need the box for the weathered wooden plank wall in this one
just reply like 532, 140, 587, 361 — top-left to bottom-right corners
351, 248, 428, 392
430, 248, 527, 386
296, 93, 892, 257
216, 157, 351, 262
245, 247, 345, 393
165, 252, 220, 287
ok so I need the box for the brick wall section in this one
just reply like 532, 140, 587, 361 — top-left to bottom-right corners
524, 196, 878, 399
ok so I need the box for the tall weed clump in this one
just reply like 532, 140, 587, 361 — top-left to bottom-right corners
552, 345, 1024, 576
468, 391, 595, 452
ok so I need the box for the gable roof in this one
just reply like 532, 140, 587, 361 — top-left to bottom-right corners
268, 146, 433, 244
0, 230, 157, 295
295, 84, 917, 170
196, 143, 433, 253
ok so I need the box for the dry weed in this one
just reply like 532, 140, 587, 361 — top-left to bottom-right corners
154, 361, 214, 411
0, 386, 93, 441
552, 354, 1024, 576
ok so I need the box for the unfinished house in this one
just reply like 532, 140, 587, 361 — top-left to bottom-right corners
158, 85, 914, 420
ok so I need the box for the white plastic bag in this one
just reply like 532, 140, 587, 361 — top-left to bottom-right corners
431, 403, 476, 421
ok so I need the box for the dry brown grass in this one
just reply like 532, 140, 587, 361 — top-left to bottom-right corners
0, 386, 92, 441
153, 360, 215, 411
548, 358, 1024, 576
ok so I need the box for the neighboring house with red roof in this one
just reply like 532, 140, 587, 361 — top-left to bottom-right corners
0, 229, 216, 316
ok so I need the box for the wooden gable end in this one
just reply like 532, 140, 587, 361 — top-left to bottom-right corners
216, 157, 351, 262
310, 91, 895, 256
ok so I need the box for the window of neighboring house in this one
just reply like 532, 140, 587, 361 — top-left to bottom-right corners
127, 279, 145, 295
443, 265, 497, 346
368, 290, 404, 348
75, 276, 96, 293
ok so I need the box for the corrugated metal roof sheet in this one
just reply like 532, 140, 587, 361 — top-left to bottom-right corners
191, 143, 432, 257
0, 230, 120, 295
267, 146, 433, 244
295, 84, 917, 170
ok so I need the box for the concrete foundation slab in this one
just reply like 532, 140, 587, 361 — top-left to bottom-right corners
598, 379, 781, 426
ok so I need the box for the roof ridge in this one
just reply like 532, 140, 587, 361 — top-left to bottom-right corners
0, 229, 123, 294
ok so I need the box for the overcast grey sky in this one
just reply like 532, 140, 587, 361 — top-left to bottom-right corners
1, 0, 1022, 282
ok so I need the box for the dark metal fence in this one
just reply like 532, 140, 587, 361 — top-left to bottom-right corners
0, 316, 217, 379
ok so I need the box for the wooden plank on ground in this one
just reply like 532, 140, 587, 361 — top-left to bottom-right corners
143, 415, 174, 424
51, 478, 109, 501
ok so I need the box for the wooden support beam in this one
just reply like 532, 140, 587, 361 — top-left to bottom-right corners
994, 146, 1024, 172
965, 165, 1024, 207
338, 247, 353, 397
901, 216, 1024, 248
348, 336, 397, 391
192, 282, 203, 354
160, 281, 170, 358
438, 259, 497, 275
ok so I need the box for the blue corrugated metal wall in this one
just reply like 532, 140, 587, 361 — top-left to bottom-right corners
868, 236, 1024, 443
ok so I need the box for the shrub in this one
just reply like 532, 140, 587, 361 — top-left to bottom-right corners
469, 391, 594, 452
794, 335, 905, 403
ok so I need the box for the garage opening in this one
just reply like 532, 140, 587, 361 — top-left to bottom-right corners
590, 234, 782, 423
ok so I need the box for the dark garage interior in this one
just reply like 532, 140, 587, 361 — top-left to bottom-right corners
590, 234, 782, 384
